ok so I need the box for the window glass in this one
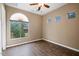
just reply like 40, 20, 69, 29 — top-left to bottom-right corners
10, 13, 29, 39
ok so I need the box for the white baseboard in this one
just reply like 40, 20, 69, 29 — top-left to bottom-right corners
6, 39, 42, 48
6, 38, 79, 52
43, 38, 79, 52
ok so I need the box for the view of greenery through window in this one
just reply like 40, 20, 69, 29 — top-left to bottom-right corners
10, 20, 29, 38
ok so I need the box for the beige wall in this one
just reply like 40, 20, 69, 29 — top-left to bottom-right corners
5, 5, 42, 46
43, 4, 79, 50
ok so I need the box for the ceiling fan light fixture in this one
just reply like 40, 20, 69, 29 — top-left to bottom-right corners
29, 3, 50, 11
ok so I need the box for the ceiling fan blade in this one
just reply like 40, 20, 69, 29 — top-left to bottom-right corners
30, 3, 38, 5
38, 6, 41, 11
44, 4, 50, 8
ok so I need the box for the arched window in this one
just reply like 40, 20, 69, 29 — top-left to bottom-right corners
10, 13, 29, 38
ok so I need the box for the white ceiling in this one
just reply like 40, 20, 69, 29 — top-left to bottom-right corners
5, 3, 66, 15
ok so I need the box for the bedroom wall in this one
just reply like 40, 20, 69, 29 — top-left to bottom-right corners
5, 5, 42, 46
43, 4, 79, 50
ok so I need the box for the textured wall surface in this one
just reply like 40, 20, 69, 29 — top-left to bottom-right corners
5, 5, 42, 46
43, 4, 79, 50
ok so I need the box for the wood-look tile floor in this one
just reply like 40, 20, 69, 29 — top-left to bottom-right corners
2, 40, 79, 56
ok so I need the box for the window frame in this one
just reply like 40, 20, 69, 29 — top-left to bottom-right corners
9, 13, 29, 39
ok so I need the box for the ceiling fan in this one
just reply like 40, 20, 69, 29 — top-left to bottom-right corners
29, 3, 50, 11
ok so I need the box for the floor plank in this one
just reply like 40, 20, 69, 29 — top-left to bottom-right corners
2, 40, 79, 56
